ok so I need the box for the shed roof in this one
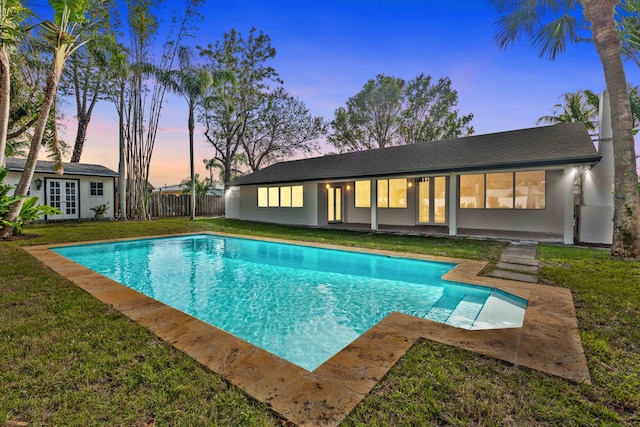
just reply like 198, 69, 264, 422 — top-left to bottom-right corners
5, 158, 118, 177
229, 122, 600, 186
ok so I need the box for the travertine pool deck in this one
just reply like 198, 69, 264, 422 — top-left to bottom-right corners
25, 232, 590, 427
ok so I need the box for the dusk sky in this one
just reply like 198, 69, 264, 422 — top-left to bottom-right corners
60, 0, 640, 187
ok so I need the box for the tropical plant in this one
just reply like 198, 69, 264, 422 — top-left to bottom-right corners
0, 0, 30, 167
180, 174, 212, 196
0, 166, 23, 222
1, 0, 91, 239
537, 90, 600, 130
89, 202, 108, 219
63, 2, 123, 163
491, 0, 640, 258
203, 157, 222, 184
12, 196, 61, 235
118, 0, 205, 220
147, 46, 231, 220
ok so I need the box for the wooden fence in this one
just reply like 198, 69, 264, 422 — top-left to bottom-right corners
147, 194, 225, 218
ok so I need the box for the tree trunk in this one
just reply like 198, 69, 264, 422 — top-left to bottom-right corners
582, 0, 640, 258
1, 62, 61, 238
70, 113, 89, 162
118, 79, 127, 220
0, 49, 10, 167
189, 103, 195, 220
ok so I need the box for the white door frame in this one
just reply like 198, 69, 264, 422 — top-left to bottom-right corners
46, 178, 80, 220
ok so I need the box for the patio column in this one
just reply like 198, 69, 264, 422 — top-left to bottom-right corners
448, 174, 457, 236
563, 166, 576, 244
370, 178, 378, 230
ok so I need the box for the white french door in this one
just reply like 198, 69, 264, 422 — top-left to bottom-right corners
417, 176, 447, 224
47, 179, 79, 220
327, 187, 342, 223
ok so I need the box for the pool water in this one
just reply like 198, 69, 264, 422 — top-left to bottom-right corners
52, 234, 527, 371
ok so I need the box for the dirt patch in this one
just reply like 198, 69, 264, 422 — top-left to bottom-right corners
1, 233, 42, 242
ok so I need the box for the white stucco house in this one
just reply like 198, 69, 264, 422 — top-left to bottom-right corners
225, 120, 616, 245
5, 158, 118, 220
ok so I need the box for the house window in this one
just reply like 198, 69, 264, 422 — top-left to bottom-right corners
377, 180, 389, 208
258, 187, 268, 207
280, 186, 291, 207
291, 185, 303, 207
257, 185, 304, 208
486, 172, 514, 209
389, 178, 407, 208
515, 171, 546, 209
268, 187, 279, 207
459, 174, 485, 208
376, 178, 407, 208
355, 180, 371, 208
460, 171, 546, 210
90, 182, 104, 196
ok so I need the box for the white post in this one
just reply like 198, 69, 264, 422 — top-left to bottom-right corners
370, 178, 378, 231
448, 174, 457, 236
563, 166, 576, 245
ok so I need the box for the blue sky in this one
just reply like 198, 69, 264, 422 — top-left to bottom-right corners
65, 0, 640, 186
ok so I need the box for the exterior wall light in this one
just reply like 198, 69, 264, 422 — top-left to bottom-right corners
325, 183, 330, 189
346, 184, 351, 190
35, 178, 43, 190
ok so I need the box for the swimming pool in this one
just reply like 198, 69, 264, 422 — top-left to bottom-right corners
52, 234, 527, 371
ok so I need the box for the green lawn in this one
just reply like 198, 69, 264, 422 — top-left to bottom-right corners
1, 218, 638, 426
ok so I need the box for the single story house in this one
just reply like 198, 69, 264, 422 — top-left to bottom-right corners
5, 158, 118, 220
225, 121, 615, 244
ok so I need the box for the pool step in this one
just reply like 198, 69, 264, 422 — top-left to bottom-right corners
425, 293, 484, 328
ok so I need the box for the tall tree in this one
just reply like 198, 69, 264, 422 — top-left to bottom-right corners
329, 73, 473, 153
198, 27, 281, 183
329, 74, 404, 152
399, 73, 474, 144
148, 46, 230, 219
202, 157, 221, 183
537, 89, 600, 130
491, 0, 640, 258
0, 0, 29, 167
119, 0, 205, 219
62, 0, 121, 163
242, 87, 326, 171
1, 0, 90, 238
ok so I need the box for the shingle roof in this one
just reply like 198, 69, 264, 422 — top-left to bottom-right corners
5, 158, 118, 177
229, 122, 600, 186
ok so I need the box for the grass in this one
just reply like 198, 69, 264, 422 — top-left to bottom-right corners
1, 218, 639, 426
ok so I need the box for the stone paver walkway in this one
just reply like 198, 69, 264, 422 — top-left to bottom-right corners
489, 241, 539, 283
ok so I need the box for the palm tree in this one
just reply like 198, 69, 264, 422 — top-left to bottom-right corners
151, 47, 231, 220
537, 90, 600, 131
1, 0, 91, 238
202, 157, 221, 184
180, 173, 212, 196
0, 0, 29, 167
491, 0, 640, 258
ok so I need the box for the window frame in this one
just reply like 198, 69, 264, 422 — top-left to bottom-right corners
459, 170, 546, 210
90, 181, 104, 196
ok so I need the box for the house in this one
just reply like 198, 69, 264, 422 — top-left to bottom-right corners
225, 121, 615, 244
5, 158, 118, 220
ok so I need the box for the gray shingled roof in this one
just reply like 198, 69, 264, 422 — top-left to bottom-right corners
230, 122, 600, 186
5, 158, 118, 177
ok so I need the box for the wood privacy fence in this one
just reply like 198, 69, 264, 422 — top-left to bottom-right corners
147, 194, 225, 218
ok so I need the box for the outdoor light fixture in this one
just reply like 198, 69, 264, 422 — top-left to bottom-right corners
325, 183, 330, 189
407, 181, 413, 188
346, 184, 351, 190
35, 178, 42, 190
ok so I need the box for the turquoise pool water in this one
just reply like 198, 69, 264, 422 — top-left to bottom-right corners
52, 234, 527, 371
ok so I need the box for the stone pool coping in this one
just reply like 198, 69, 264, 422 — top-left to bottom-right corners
24, 232, 590, 427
